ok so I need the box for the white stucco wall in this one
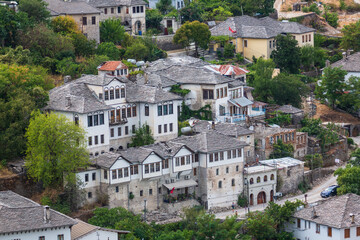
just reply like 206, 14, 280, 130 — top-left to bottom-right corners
0, 227, 71, 240
76, 229, 118, 240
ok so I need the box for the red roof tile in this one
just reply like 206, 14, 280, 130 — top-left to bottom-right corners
98, 61, 127, 71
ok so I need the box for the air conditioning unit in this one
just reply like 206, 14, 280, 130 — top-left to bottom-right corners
165, 179, 170, 184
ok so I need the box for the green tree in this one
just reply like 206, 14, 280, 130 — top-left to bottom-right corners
79, 55, 110, 74
0, 64, 53, 162
324, 11, 338, 28
270, 73, 309, 108
124, 41, 149, 60
265, 111, 291, 127
316, 66, 347, 109
271, 34, 301, 74
179, 1, 203, 23
25, 111, 89, 187
71, 33, 96, 57
223, 43, 235, 58
100, 18, 126, 44
269, 140, 294, 159
18, 0, 50, 23
230, 0, 275, 16
0, 46, 32, 65
350, 148, 360, 166
304, 154, 323, 170
56, 57, 79, 77
173, 21, 211, 56
334, 164, 360, 195
338, 76, 360, 115
51, 15, 80, 35
341, 20, 360, 51
156, 0, 175, 15
252, 58, 275, 102
130, 124, 155, 147
146, 9, 164, 30
244, 211, 277, 240
96, 42, 121, 60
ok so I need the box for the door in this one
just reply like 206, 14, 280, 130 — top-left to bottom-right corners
185, 187, 188, 195
270, 190, 274, 202
249, 194, 254, 206
257, 191, 266, 204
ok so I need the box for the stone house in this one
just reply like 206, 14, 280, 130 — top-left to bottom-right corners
276, 104, 305, 128
45, 67, 182, 155
295, 131, 308, 159
244, 165, 277, 206
45, 0, 101, 43
286, 193, 360, 240
260, 157, 304, 195
137, 56, 265, 123
76, 130, 248, 212
161, 16, 181, 33
210, 15, 315, 60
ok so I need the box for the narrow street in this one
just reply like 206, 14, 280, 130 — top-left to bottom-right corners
216, 173, 337, 219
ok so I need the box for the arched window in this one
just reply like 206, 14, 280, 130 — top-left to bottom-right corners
118, 146, 123, 150
122, 105, 126, 119
116, 107, 121, 121
270, 174, 275, 180
231, 179, 235, 186
127, 104, 132, 118
120, 86, 125, 98
109, 87, 114, 100
264, 175, 268, 182
132, 104, 137, 117
250, 178, 254, 185
218, 181, 222, 188
109, 148, 114, 152
104, 88, 109, 100
144, 104, 149, 116
257, 176, 261, 183
115, 86, 120, 99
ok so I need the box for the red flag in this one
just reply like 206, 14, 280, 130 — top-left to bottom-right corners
170, 187, 175, 194
229, 27, 236, 33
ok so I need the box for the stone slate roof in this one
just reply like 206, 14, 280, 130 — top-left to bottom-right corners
294, 193, 360, 229
0, 191, 76, 234
142, 142, 187, 159
211, 16, 315, 39
45, 81, 111, 114
193, 120, 254, 137
44, 0, 101, 16
76, 74, 129, 86
72, 219, 129, 239
126, 83, 183, 103
331, 52, 360, 72
143, 56, 232, 86
255, 126, 295, 137
277, 105, 303, 114
136, 73, 178, 88
170, 131, 248, 153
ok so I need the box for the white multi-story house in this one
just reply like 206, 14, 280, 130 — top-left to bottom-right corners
137, 56, 265, 123
76, 130, 248, 212
286, 193, 360, 240
149, 0, 185, 10
45, 62, 182, 155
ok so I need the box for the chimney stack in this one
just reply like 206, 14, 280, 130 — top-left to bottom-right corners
64, 75, 71, 84
312, 206, 317, 218
44, 206, 50, 223
342, 52, 347, 61
350, 213, 355, 224
211, 121, 215, 130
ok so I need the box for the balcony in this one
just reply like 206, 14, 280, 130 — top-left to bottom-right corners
109, 117, 128, 126
217, 111, 265, 123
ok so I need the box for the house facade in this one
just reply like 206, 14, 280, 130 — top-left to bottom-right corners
45, 61, 182, 155
45, 0, 101, 43
286, 193, 360, 240
210, 16, 315, 60
76, 130, 248, 212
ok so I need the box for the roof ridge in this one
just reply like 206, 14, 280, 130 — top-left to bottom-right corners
340, 194, 351, 228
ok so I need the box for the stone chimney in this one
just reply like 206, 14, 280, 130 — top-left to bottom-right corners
64, 75, 71, 83
312, 206, 317, 218
44, 206, 50, 223
66, 96, 71, 107
350, 213, 355, 224
342, 52, 347, 61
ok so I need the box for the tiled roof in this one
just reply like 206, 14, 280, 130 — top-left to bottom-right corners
294, 194, 360, 228
126, 83, 183, 103
0, 191, 39, 208
277, 105, 303, 114
72, 219, 129, 239
330, 52, 360, 72
76, 74, 129, 86
44, 0, 101, 15
45, 81, 112, 114
98, 61, 128, 71
193, 120, 254, 137
211, 16, 315, 39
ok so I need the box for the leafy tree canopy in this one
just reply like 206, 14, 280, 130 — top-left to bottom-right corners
269, 139, 294, 159
51, 16, 80, 35
130, 124, 155, 147
341, 20, 360, 51
100, 18, 126, 44
25, 111, 90, 187
156, 0, 175, 15
335, 164, 360, 195
18, 0, 50, 24
251, 57, 275, 103
96, 42, 121, 60
146, 9, 164, 30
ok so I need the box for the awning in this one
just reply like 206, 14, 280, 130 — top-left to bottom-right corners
229, 97, 253, 107
180, 170, 192, 176
163, 179, 198, 190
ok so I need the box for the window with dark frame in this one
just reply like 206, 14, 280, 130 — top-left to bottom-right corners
85, 174, 89, 182
88, 137, 92, 146
92, 172, 96, 181
115, 88, 120, 98
111, 7, 114, 13
145, 105, 149, 116
110, 128, 114, 137
118, 127, 121, 136
158, 125, 161, 134
169, 123, 173, 132
104, 8, 107, 14
125, 126, 129, 135
92, 16, 96, 25
95, 135, 98, 145
164, 124, 167, 133
345, 228, 350, 238
118, 6, 121, 13
82, 17, 87, 25
104, 170, 107, 179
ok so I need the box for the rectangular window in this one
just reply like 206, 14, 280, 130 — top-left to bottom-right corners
176, 157, 180, 166
169, 104, 173, 114
244, 40, 247, 47
88, 137, 92, 146
163, 105, 168, 115
132, 106, 137, 117
227, 150, 232, 159
169, 123, 173, 132
110, 128, 114, 137
131, 165, 138, 174
115, 186, 119, 192
158, 125, 162, 134
328, 227, 332, 237
92, 172, 96, 181
118, 127, 121, 136
91, 16, 96, 25
345, 229, 350, 238
111, 7, 114, 13
203, 89, 214, 100
104, 170, 107, 179
133, 6, 136, 13
124, 168, 129, 177
302, 35, 304, 43
132, 125, 136, 133
112, 170, 117, 179
145, 164, 149, 174
121, 88, 125, 98
220, 152, 224, 160
316, 224, 320, 234
224, 87, 227, 97
164, 124, 167, 133
145, 105, 149, 116
237, 149, 242, 157
39, 236, 45, 240
118, 6, 121, 13
99, 93, 103, 99
156, 162, 160, 172
214, 152, 219, 161
220, 88, 223, 98
104, 8, 108, 14
195, 154, 199, 162
122, 108, 126, 119
85, 174, 89, 182
141, 6, 144, 12
140, 190, 143, 196
232, 149, 237, 158
181, 157, 185, 165
110, 89, 114, 99
104, 90, 109, 100
216, 89, 219, 99
115, 88, 120, 98
88, 115, 93, 127
58, 234, 64, 240
309, 34, 311, 42
125, 126, 129, 135
186, 155, 190, 164
94, 135, 98, 145
118, 169, 123, 178
149, 188, 153, 195
209, 154, 214, 162
269, 40, 272, 48
127, 107, 131, 118
100, 113, 104, 125
94, 115, 98, 126
158, 105, 162, 116
137, 6, 140, 12
163, 159, 169, 169
297, 219, 301, 228
150, 163, 155, 173
82, 17, 87, 25
193, 168, 197, 176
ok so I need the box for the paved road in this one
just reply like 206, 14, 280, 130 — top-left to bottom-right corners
216, 173, 337, 219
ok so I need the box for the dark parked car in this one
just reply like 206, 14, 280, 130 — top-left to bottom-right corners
320, 185, 339, 198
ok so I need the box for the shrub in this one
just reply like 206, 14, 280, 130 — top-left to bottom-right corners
223, 43, 235, 58
298, 180, 311, 193
347, 138, 355, 145
237, 193, 248, 207
216, 49, 223, 59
